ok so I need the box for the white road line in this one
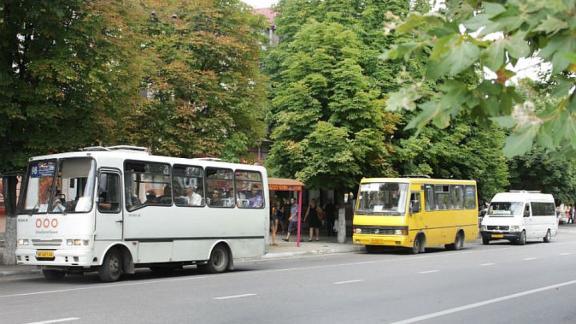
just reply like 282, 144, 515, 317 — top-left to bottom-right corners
560, 253, 572, 256
213, 293, 256, 300
418, 270, 439, 274
0, 276, 207, 299
480, 263, 495, 266
23, 317, 79, 324
523, 257, 537, 261
390, 279, 576, 324
334, 279, 364, 285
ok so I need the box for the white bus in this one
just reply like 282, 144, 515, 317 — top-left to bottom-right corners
16, 146, 269, 282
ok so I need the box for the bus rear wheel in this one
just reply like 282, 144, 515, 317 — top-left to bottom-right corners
42, 269, 66, 281
99, 249, 123, 282
198, 244, 229, 274
446, 232, 465, 250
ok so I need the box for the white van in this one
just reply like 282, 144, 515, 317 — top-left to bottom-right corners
480, 191, 557, 245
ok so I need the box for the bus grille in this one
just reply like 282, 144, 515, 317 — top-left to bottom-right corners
487, 226, 509, 231
32, 239, 63, 247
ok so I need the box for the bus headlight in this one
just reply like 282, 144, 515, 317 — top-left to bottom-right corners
394, 229, 408, 235
354, 228, 362, 234
67, 239, 83, 246
510, 225, 520, 232
18, 239, 30, 246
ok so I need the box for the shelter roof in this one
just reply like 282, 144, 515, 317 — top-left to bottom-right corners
268, 178, 304, 191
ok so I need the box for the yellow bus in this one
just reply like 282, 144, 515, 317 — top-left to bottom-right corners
353, 177, 478, 253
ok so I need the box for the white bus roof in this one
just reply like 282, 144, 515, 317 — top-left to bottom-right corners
491, 192, 555, 203
28, 149, 265, 171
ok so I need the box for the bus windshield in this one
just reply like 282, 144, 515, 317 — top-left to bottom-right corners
488, 202, 524, 217
20, 158, 96, 214
356, 182, 408, 215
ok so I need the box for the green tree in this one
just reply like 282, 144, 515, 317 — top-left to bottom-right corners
384, 0, 576, 157
508, 148, 576, 204
0, 0, 144, 172
266, 0, 408, 189
394, 117, 509, 202
121, 0, 268, 161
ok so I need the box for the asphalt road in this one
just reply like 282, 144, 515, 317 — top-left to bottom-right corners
2, 227, 576, 324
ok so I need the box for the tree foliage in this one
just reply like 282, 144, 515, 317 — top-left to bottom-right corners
266, 0, 408, 189
394, 117, 509, 202
121, 0, 268, 160
0, 0, 144, 172
384, 0, 576, 157
509, 148, 576, 204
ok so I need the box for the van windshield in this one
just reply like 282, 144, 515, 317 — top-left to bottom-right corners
488, 202, 524, 217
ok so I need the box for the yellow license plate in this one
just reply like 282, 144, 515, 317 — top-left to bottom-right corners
36, 250, 54, 258
491, 234, 504, 239
370, 238, 385, 244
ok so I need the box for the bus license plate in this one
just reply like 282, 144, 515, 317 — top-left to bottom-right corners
491, 234, 504, 239
36, 250, 54, 258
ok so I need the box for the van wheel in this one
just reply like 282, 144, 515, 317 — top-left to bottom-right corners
99, 249, 123, 282
42, 269, 66, 281
516, 231, 526, 245
482, 237, 490, 245
543, 229, 552, 243
411, 235, 425, 254
198, 244, 229, 274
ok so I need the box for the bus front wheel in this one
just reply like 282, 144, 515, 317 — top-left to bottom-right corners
411, 235, 425, 254
199, 244, 229, 274
99, 249, 123, 282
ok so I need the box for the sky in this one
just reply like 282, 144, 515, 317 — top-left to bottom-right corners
242, 0, 277, 8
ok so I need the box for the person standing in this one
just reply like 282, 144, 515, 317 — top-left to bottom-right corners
304, 199, 323, 241
324, 200, 335, 236
283, 198, 298, 242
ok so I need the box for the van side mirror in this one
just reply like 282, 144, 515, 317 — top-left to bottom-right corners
524, 210, 530, 218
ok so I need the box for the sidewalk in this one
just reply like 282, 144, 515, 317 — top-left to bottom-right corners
0, 236, 360, 279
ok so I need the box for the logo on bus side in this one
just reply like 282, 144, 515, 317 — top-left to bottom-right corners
35, 218, 58, 228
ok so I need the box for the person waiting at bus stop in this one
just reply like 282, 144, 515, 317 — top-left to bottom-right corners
283, 198, 298, 242
304, 199, 323, 241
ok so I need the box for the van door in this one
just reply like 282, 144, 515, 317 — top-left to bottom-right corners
95, 169, 123, 240
522, 203, 534, 239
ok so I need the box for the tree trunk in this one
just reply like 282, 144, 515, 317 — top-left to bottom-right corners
2, 176, 18, 265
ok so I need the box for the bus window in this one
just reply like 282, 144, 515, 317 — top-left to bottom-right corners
452, 185, 464, 210
434, 185, 450, 210
172, 165, 205, 207
464, 186, 476, 209
424, 185, 434, 211
206, 168, 234, 208
124, 161, 172, 211
235, 170, 264, 208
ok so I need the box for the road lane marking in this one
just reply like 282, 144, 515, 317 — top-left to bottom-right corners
334, 279, 364, 285
418, 270, 439, 274
213, 293, 256, 300
560, 253, 572, 256
390, 279, 576, 324
0, 276, 208, 299
480, 263, 495, 266
23, 317, 79, 324
523, 257, 537, 261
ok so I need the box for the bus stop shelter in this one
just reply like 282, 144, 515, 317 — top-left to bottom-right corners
268, 178, 304, 247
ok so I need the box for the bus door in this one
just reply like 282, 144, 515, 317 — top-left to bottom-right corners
95, 169, 123, 240
409, 191, 424, 230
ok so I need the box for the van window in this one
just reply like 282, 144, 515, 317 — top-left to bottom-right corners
531, 202, 555, 216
